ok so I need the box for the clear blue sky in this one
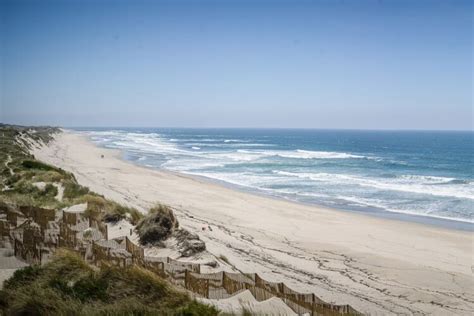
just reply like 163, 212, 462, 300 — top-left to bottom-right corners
1, 0, 472, 130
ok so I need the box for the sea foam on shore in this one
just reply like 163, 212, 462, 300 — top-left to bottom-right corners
78, 128, 474, 224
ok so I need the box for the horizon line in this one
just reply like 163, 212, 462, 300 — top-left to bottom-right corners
1, 123, 472, 132
64, 126, 473, 132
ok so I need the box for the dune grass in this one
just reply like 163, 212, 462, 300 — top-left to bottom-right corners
0, 126, 220, 315
0, 250, 219, 316
1, 125, 145, 222
136, 204, 179, 245
77, 194, 143, 225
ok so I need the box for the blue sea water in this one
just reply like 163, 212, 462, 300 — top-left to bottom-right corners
76, 128, 473, 226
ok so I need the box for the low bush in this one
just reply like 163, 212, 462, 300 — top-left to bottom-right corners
63, 180, 90, 200
4, 265, 42, 289
21, 160, 59, 172
33, 170, 66, 182
102, 202, 143, 225
136, 204, 178, 245
43, 183, 58, 198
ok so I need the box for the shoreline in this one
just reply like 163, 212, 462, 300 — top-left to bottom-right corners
168, 170, 474, 231
70, 129, 473, 232
82, 129, 473, 232
33, 129, 474, 315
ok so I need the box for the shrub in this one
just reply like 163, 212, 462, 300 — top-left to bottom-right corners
136, 205, 178, 245
52, 274, 109, 302
4, 174, 20, 186
21, 160, 58, 172
43, 183, 58, 198
33, 170, 65, 182
63, 181, 90, 200
102, 203, 143, 225
14, 180, 38, 195
1, 250, 219, 315
4, 265, 42, 289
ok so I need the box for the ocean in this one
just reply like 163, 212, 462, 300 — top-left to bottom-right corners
76, 128, 473, 227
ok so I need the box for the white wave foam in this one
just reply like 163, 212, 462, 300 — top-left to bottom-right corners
224, 139, 246, 143
332, 195, 474, 223
180, 171, 474, 223
224, 149, 370, 161
183, 171, 280, 188
272, 171, 474, 200
276, 150, 365, 159
87, 131, 373, 163
85, 130, 124, 136
84, 130, 473, 224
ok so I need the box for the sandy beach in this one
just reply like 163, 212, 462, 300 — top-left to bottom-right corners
32, 130, 473, 315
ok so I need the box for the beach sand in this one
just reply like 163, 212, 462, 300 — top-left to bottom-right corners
33, 130, 473, 315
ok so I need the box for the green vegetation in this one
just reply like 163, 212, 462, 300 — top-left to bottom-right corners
0, 124, 67, 209
0, 125, 218, 316
0, 125, 143, 221
136, 204, 179, 245
77, 193, 143, 224
21, 159, 64, 173
62, 179, 90, 200
0, 250, 219, 316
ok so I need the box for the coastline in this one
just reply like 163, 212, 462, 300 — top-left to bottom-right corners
77, 128, 474, 231
33, 130, 474, 315
170, 170, 474, 232
65, 130, 473, 231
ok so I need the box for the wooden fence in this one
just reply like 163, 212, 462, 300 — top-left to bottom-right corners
184, 271, 358, 315
13, 225, 43, 264
0, 203, 361, 315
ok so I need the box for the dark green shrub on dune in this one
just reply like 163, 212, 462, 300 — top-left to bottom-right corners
21, 160, 60, 172
136, 204, 179, 245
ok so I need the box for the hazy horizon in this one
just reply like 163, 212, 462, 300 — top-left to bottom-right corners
1, 0, 472, 130
69, 126, 474, 132
2, 123, 473, 132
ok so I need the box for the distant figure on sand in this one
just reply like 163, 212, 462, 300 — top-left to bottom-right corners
101, 154, 104, 159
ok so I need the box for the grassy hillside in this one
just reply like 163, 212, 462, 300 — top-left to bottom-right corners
0, 125, 218, 316
0, 250, 218, 315
0, 125, 143, 223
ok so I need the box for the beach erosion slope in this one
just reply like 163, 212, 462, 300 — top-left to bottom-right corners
32, 130, 474, 315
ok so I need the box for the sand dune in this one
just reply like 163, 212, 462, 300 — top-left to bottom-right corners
196, 290, 297, 315
32, 130, 474, 315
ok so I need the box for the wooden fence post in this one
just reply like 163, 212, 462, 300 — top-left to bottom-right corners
222, 271, 226, 292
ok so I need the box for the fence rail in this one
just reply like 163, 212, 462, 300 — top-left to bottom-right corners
0, 203, 361, 315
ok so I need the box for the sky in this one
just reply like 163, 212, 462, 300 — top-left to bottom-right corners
1, 0, 472, 130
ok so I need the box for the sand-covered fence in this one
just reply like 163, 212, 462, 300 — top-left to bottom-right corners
0, 203, 361, 315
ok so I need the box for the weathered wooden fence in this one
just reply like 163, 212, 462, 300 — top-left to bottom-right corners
13, 225, 43, 264
0, 203, 361, 315
184, 270, 358, 315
